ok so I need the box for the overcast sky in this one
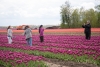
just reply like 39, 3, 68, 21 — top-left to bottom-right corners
0, 0, 100, 26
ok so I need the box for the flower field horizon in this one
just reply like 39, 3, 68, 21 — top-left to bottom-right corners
0, 28, 100, 33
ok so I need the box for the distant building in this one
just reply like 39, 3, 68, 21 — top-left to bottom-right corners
16, 25, 27, 30
46, 26, 60, 29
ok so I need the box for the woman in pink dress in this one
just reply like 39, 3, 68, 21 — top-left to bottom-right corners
39, 25, 44, 42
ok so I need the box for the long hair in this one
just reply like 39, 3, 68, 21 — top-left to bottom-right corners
39, 25, 43, 33
7, 26, 11, 30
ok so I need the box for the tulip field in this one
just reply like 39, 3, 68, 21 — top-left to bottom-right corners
0, 28, 100, 67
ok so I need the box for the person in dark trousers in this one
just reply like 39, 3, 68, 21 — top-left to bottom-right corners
39, 25, 44, 42
82, 20, 91, 40
24, 26, 32, 46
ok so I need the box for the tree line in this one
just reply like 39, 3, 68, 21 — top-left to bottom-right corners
60, 1, 100, 28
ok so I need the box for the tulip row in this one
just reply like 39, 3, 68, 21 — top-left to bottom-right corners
0, 50, 46, 67
0, 43, 99, 61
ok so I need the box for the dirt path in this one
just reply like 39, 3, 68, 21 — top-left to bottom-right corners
44, 61, 99, 67
44, 61, 68, 67
44, 58, 99, 67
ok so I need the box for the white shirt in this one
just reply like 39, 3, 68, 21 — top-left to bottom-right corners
7, 29, 13, 37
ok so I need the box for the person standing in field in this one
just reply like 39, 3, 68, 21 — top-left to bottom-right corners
24, 26, 32, 46
7, 26, 13, 44
82, 20, 91, 40
39, 25, 44, 42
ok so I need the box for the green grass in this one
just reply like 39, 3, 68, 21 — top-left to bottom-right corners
0, 60, 47, 67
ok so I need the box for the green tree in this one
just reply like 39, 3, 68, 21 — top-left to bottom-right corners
95, 5, 100, 27
60, 1, 100, 28
83, 9, 98, 27
79, 7, 85, 25
71, 9, 80, 28
60, 1, 71, 28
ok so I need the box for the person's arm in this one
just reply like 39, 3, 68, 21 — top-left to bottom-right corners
82, 25, 85, 28
43, 28, 44, 31
23, 30, 26, 36
40, 28, 42, 35
29, 28, 32, 34
7, 29, 10, 36
11, 29, 13, 37
11, 29, 13, 33
82, 23, 86, 28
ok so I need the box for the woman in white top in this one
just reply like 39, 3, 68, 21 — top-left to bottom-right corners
7, 26, 13, 44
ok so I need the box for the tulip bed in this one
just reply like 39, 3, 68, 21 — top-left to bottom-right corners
0, 34, 100, 67
0, 50, 46, 67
